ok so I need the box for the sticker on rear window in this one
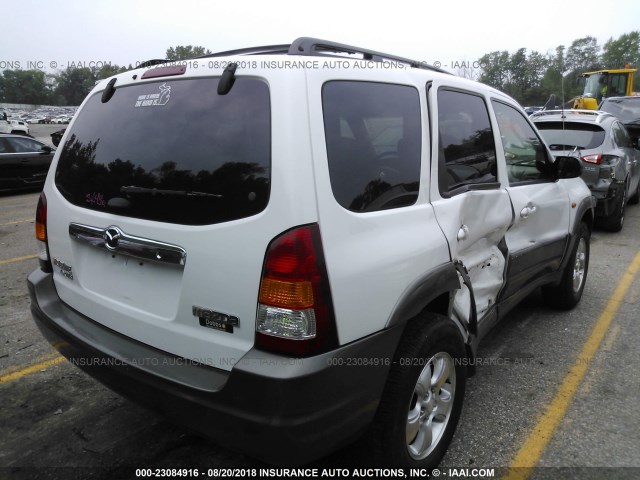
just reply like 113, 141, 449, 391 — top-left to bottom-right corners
134, 83, 171, 108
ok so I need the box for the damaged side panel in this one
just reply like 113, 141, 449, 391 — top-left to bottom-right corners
431, 190, 513, 325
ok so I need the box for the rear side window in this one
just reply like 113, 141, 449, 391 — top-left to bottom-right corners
535, 122, 605, 150
55, 78, 271, 225
322, 81, 421, 212
437, 89, 497, 195
612, 122, 632, 148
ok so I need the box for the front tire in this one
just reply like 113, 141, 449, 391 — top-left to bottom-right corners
371, 313, 467, 469
542, 222, 590, 309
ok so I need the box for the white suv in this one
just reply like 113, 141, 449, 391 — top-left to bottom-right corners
29, 38, 594, 468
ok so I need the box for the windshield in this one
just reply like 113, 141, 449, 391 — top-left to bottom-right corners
535, 122, 605, 150
599, 98, 640, 124
583, 72, 630, 100
55, 77, 271, 225
583, 74, 603, 99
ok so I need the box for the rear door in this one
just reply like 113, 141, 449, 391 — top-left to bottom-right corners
490, 100, 570, 299
429, 85, 513, 325
612, 121, 640, 196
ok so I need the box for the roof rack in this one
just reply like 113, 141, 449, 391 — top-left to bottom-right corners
201, 37, 449, 74
201, 44, 291, 57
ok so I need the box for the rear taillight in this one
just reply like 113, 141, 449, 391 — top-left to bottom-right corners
35, 192, 52, 272
256, 225, 338, 357
581, 153, 602, 165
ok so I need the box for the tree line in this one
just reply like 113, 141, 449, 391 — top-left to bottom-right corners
1, 35, 639, 107
0, 45, 210, 106
472, 31, 640, 105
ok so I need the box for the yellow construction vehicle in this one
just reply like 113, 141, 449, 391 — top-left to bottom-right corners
572, 66, 637, 110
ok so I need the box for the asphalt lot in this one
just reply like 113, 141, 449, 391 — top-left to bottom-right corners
1, 133, 639, 478
27, 123, 63, 147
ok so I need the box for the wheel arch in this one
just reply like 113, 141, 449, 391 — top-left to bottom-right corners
573, 194, 595, 234
385, 262, 459, 330
386, 262, 477, 373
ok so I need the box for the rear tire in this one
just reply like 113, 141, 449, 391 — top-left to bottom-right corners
371, 312, 467, 469
542, 222, 590, 310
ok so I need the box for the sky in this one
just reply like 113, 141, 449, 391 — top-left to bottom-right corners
3, 0, 640, 73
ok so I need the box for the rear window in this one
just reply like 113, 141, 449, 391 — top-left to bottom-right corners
535, 121, 605, 150
55, 77, 271, 225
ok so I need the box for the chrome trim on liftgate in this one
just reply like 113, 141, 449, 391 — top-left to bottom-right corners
68, 223, 187, 267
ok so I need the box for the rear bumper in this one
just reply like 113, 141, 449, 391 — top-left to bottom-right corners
27, 269, 403, 465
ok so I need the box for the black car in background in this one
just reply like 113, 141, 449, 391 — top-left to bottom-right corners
0, 134, 55, 192
51, 129, 65, 147
599, 96, 640, 146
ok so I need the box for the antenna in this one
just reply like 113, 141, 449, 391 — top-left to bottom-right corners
561, 73, 565, 118
560, 67, 571, 150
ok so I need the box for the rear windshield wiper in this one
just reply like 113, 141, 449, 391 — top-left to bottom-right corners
120, 186, 222, 198
548, 144, 584, 150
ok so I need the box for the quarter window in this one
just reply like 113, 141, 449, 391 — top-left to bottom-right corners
322, 81, 421, 212
437, 89, 497, 194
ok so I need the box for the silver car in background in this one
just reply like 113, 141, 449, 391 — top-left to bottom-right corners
532, 109, 640, 231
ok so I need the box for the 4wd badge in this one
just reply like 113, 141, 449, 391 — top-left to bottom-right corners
134, 83, 171, 107
192, 306, 239, 334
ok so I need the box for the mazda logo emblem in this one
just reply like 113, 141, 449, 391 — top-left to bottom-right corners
104, 227, 122, 251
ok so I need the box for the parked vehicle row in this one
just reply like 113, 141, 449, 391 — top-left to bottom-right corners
27, 115, 72, 124
4, 106, 77, 126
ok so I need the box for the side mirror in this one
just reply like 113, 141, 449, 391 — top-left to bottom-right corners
40, 145, 53, 154
553, 156, 582, 179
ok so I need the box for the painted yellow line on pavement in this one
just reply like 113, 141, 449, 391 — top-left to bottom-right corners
0, 254, 38, 266
0, 218, 33, 226
0, 355, 66, 384
504, 249, 640, 480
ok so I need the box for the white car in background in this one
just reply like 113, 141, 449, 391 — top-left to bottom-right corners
51, 116, 71, 124
9, 119, 30, 135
